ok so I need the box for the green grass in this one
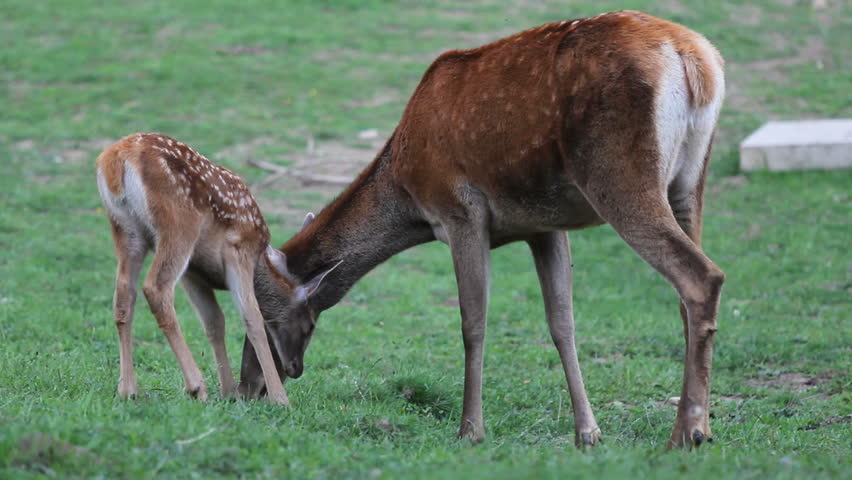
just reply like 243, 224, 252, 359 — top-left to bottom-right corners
1, 0, 850, 478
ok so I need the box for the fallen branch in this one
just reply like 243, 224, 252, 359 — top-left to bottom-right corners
248, 157, 353, 187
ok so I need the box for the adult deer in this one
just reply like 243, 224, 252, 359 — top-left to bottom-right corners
96, 133, 337, 405
242, 11, 725, 449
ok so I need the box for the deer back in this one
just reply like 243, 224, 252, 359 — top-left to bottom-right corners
391, 11, 723, 212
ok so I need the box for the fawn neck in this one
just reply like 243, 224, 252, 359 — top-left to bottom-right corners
281, 141, 434, 312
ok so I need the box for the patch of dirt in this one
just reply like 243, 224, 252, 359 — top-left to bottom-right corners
726, 35, 830, 115
14, 139, 35, 151
589, 352, 624, 364
212, 136, 277, 162
289, 137, 382, 179
155, 25, 180, 42
216, 45, 276, 56
417, 27, 517, 51
741, 36, 829, 75
244, 134, 384, 227
440, 9, 477, 20
31, 175, 54, 184
658, 0, 687, 14
707, 175, 748, 196
57, 138, 114, 164
817, 281, 852, 292
8, 81, 34, 101
799, 414, 852, 431
746, 372, 835, 392
727, 4, 764, 26
14, 137, 114, 165
312, 47, 429, 65
741, 223, 761, 241
345, 90, 402, 109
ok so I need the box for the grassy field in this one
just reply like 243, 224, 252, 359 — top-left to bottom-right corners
1, 0, 850, 478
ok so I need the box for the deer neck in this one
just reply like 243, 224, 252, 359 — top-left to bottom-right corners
281, 142, 434, 312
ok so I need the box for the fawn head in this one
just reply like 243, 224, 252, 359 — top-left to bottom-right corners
258, 213, 338, 379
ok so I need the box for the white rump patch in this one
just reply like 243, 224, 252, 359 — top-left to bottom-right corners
96, 164, 155, 240
655, 41, 725, 195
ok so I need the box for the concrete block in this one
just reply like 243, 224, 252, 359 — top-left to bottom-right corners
739, 119, 852, 171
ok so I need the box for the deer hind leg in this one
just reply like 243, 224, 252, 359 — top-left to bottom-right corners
142, 229, 208, 401
528, 231, 600, 448
578, 173, 723, 449
667, 143, 715, 447
225, 248, 289, 406
182, 274, 237, 398
443, 207, 491, 443
109, 220, 148, 399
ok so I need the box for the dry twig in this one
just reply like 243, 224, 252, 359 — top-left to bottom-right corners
248, 157, 353, 187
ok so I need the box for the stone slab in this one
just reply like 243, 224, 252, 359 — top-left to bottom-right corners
739, 119, 852, 171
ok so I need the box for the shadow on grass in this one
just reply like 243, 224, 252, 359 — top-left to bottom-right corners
391, 376, 456, 420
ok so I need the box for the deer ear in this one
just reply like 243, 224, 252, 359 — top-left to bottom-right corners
266, 246, 291, 279
295, 260, 343, 303
302, 212, 315, 230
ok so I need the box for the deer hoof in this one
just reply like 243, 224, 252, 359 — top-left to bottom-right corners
692, 429, 712, 447
268, 390, 290, 407
576, 427, 602, 449
116, 381, 137, 400
457, 421, 486, 444
187, 385, 208, 402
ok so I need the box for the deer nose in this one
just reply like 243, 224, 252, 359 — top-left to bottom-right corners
286, 360, 303, 379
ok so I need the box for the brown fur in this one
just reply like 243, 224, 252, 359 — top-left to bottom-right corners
245, 11, 725, 449
96, 133, 316, 406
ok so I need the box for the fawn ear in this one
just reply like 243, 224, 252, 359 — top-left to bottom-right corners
302, 212, 315, 230
295, 260, 343, 303
266, 246, 291, 279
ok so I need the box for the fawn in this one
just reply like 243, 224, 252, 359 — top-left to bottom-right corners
96, 133, 336, 404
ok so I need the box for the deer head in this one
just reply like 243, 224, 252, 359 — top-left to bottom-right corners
249, 212, 339, 384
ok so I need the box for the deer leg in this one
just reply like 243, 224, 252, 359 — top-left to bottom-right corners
237, 335, 268, 399
446, 217, 491, 443
669, 182, 714, 447
580, 182, 723, 449
142, 234, 208, 401
182, 274, 237, 399
109, 221, 147, 400
528, 231, 600, 448
226, 250, 289, 406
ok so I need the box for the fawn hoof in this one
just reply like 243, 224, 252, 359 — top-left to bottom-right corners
692, 429, 705, 447
187, 384, 208, 402
267, 389, 290, 407
117, 381, 137, 400
576, 427, 602, 449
